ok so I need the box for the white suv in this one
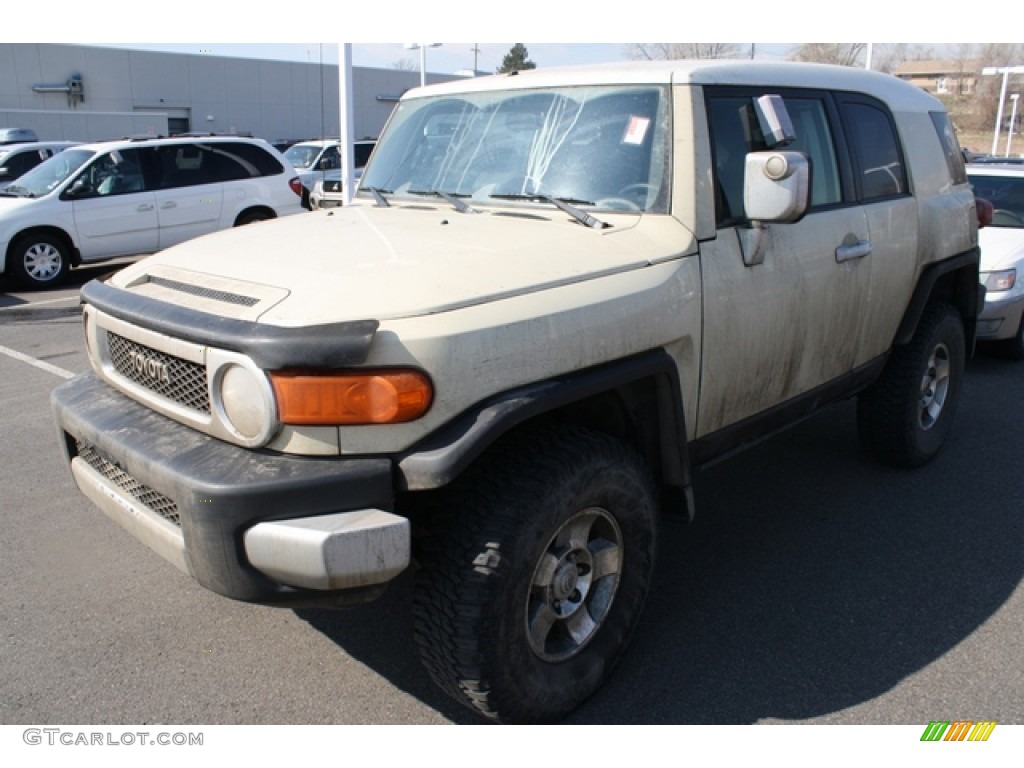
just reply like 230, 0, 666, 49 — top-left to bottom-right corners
0, 135, 303, 288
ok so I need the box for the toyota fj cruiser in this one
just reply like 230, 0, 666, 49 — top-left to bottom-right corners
52, 61, 981, 723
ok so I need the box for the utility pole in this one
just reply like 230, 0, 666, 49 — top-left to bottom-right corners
471, 44, 481, 73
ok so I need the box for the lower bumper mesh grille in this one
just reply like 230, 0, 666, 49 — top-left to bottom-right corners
76, 440, 181, 527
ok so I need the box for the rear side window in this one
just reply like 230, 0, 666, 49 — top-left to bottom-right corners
156, 142, 283, 188
354, 142, 375, 167
840, 99, 908, 201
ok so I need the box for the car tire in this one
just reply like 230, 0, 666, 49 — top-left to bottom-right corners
857, 302, 965, 467
412, 424, 659, 723
235, 209, 273, 226
10, 233, 70, 289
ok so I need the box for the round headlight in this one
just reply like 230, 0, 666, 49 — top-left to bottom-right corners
217, 363, 274, 441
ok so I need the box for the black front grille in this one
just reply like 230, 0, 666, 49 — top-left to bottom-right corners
107, 332, 210, 414
76, 441, 180, 527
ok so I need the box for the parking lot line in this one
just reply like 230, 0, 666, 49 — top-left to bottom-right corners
0, 295, 81, 311
0, 343, 75, 380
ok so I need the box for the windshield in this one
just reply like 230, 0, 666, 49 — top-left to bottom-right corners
360, 84, 671, 213
969, 173, 1024, 228
1, 148, 93, 197
283, 144, 325, 169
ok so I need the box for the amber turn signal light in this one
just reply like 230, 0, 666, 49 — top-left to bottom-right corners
270, 370, 433, 425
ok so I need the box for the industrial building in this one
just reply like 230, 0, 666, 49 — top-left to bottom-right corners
0, 43, 465, 144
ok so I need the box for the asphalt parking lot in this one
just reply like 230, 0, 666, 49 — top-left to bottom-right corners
0, 263, 1021, 729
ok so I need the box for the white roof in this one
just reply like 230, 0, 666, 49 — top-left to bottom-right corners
406, 59, 943, 112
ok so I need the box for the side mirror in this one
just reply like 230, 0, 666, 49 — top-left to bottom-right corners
64, 178, 91, 198
744, 151, 809, 224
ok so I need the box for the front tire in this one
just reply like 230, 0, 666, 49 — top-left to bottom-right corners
857, 302, 965, 467
412, 425, 659, 723
10, 233, 70, 289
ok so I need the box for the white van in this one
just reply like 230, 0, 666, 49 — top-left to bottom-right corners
1, 135, 304, 288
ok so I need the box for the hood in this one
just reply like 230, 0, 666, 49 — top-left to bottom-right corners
0, 193, 41, 212
978, 227, 1024, 271
110, 201, 691, 327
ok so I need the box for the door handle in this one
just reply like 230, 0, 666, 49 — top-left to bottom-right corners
835, 240, 871, 263
137, 204, 155, 212
160, 201, 177, 210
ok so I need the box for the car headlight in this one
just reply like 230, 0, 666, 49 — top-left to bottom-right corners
983, 269, 1016, 292
212, 361, 278, 443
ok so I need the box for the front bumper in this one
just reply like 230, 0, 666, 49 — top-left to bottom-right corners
52, 373, 407, 606
977, 288, 1024, 340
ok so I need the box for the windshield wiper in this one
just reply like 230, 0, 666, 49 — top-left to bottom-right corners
409, 189, 478, 214
364, 187, 391, 207
2, 185, 33, 198
490, 193, 609, 230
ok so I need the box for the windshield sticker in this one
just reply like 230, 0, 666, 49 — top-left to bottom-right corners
623, 116, 650, 146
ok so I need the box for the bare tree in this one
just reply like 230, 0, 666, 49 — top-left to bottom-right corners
392, 58, 417, 71
788, 43, 866, 67
974, 43, 1024, 133
628, 43, 742, 60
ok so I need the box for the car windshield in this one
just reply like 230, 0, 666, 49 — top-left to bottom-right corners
283, 144, 324, 169
0, 148, 93, 197
970, 172, 1024, 228
360, 84, 671, 213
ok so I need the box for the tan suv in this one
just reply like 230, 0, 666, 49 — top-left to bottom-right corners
52, 61, 981, 723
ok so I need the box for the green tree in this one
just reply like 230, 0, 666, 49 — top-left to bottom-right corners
497, 44, 536, 74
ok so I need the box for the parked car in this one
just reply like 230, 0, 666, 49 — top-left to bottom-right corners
0, 140, 80, 190
969, 154, 1024, 165
52, 60, 980, 724
0, 127, 39, 144
283, 139, 375, 208
310, 166, 365, 209
968, 163, 1024, 357
0, 135, 303, 288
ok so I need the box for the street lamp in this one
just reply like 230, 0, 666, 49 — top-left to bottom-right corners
1007, 93, 1020, 157
404, 43, 442, 87
982, 66, 1024, 155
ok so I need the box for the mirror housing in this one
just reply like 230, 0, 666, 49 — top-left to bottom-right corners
744, 151, 810, 224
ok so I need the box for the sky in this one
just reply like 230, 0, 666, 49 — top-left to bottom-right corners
86, 43, 792, 76
16, 0, 1019, 75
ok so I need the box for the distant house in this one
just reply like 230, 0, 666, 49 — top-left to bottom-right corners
894, 59, 981, 96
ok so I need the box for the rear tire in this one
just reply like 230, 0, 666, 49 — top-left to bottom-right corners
412, 425, 659, 723
857, 302, 965, 467
235, 209, 273, 226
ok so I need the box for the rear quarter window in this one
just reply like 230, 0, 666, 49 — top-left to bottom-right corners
929, 111, 968, 185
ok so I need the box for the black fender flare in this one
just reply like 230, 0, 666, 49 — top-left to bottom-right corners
396, 349, 693, 516
895, 247, 981, 348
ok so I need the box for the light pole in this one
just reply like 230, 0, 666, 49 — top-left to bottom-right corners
404, 43, 442, 87
1007, 93, 1020, 157
982, 66, 1024, 155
